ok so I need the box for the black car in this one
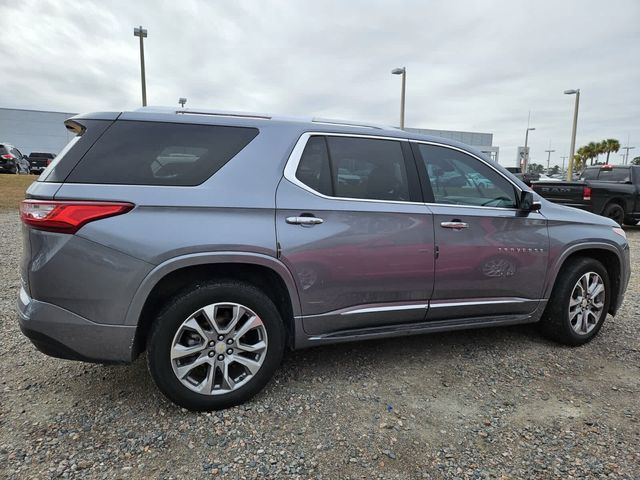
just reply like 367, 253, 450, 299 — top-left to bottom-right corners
27, 152, 56, 175
0, 143, 27, 174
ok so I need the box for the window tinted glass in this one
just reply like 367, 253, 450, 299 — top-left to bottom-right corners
326, 137, 410, 201
580, 169, 599, 180
295, 136, 332, 196
66, 121, 258, 186
597, 167, 630, 182
419, 144, 517, 208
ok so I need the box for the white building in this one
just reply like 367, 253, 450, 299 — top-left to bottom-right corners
0, 107, 500, 162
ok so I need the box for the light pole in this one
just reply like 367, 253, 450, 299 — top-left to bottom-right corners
134, 26, 148, 106
545, 149, 555, 173
564, 89, 580, 180
178, 97, 187, 108
523, 127, 535, 173
621, 145, 635, 164
391, 67, 406, 129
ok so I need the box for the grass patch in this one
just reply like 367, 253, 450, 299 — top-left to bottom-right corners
0, 174, 36, 211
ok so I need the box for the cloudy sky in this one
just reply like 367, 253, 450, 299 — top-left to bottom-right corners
1, 0, 639, 166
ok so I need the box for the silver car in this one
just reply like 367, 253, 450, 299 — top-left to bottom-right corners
18, 107, 631, 410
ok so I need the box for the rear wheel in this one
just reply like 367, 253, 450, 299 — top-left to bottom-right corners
539, 257, 610, 346
602, 203, 624, 225
147, 280, 285, 411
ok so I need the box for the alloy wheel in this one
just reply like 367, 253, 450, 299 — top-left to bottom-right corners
568, 272, 605, 335
170, 302, 268, 395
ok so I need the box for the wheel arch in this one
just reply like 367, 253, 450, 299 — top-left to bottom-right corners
544, 243, 623, 316
126, 252, 302, 358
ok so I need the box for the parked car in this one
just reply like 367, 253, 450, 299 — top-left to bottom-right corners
532, 164, 640, 226
27, 152, 56, 175
0, 142, 27, 174
18, 108, 631, 411
503, 166, 539, 186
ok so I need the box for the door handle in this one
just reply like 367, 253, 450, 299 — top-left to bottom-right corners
440, 221, 468, 230
286, 216, 324, 226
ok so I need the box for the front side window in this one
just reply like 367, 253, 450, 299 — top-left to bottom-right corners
294, 135, 410, 202
419, 144, 517, 208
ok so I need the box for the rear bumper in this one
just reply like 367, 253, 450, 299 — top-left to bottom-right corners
17, 287, 136, 364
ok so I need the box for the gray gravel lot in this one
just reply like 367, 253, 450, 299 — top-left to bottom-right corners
1, 211, 639, 479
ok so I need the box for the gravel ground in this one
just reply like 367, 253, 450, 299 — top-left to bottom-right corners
1, 211, 639, 479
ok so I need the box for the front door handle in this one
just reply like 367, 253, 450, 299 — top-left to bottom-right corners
286, 216, 324, 226
440, 221, 468, 230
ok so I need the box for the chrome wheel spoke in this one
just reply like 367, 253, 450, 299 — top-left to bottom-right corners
175, 355, 209, 379
231, 355, 262, 375
233, 315, 263, 341
171, 342, 205, 360
184, 317, 210, 341
221, 361, 236, 391
236, 340, 267, 354
196, 363, 216, 394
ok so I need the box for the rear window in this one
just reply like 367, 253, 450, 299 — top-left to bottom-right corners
580, 168, 599, 180
65, 121, 258, 186
597, 167, 631, 182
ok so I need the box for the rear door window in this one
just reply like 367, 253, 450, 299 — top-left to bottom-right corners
294, 135, 412, 202
66, 121, 258, 186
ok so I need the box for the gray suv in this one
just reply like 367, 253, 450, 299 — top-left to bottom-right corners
18, 107, 631, 411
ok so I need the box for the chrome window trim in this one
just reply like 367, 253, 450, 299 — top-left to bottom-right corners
283, 132, 531, 212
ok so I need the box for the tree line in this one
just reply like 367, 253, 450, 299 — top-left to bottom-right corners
573, 139, 620, 170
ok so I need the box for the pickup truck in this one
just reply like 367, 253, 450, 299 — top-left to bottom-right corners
531, 164, 640, 226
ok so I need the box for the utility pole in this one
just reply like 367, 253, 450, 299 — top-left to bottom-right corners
133, 26, 148, 106
523, 127, 535, 173
545, 149, 555, 172
621, 145, 635, 165
560, 156, 568, 173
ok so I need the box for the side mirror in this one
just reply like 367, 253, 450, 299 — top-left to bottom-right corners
520, 190, 541, 212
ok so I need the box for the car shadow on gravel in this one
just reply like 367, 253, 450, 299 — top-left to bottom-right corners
84, 322, 548, 411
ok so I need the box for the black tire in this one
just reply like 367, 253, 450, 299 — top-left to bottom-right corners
539, 257, 610, 346
602, 203, 625, 225
147, 280, 285, 411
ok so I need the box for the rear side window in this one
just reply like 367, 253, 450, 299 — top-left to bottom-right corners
294, 135, 411, 202
66, 121, 258, 186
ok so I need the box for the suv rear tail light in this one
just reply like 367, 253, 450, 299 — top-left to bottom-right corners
20, 200, 134, 234
1, 154, 13, 160
583, 186, 592, 201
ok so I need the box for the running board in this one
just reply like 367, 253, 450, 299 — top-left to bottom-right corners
302, 313, 538, 347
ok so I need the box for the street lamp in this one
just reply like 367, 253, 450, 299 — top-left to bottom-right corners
391, 67, 406, 129
564, 88, 580, 180
523, 127, 535, 173
133, 26, 148, 107
178, 97, 187, 108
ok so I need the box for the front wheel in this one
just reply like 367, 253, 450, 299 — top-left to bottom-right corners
147, 281, 285, 411
539, 257, 610, 346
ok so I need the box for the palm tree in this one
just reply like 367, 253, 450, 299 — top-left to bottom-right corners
603, 138, 620, 163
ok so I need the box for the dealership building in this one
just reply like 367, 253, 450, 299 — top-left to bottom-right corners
0, 107, 499, 161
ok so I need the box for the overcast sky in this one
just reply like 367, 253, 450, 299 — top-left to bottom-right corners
1, 0, 638, 166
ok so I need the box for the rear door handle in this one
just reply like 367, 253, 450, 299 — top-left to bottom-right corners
286, 216, 324, 226
440, 221, 468, 230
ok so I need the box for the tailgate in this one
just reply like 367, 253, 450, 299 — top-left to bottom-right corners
532, 182, 588, 206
